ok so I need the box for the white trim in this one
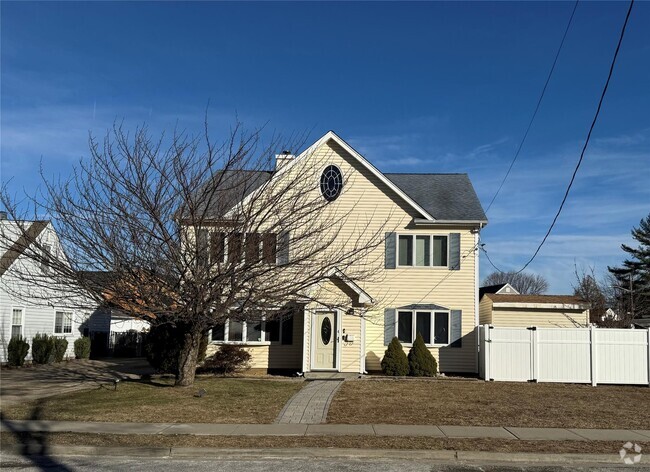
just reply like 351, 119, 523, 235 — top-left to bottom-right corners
396, 233, 449, 269
474, 231, 479, 328
53, 309, 73, 336
413, 218, 487, 226
327, 268, 373, 304
208, 318, 269, 344
495, 283, 519, 295
228, 131, 435, 221
336, 309, 342, 372
10, 306, 25, 338
359, 309, 366, 374
302, 308, 309, 373
474, 230, 480, 373
491, 302, 588, 310
396, 309, 451, 347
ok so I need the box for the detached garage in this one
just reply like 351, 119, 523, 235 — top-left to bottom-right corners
479, 293, 590, 328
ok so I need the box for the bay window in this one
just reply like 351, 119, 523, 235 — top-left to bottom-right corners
397, 309, 449, 345
210, 315, 293, 345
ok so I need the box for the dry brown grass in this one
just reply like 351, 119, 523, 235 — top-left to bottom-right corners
1, 432, 645, 455
328, 379, 650, 429
0, 377, 303, 424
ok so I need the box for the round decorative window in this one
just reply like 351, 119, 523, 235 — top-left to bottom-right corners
321, 317, 332, 345
320, 165, 343, 202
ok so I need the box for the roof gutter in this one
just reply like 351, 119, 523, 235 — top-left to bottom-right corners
412, 218, 488, 226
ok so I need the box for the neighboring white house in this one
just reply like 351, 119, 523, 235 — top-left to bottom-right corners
601, 308, 620, 322
0, 215, 99, 362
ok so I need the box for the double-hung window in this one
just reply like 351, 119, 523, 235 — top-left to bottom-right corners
54, 311, 72, 334
198, 230, 278, 266
397, 235, 448, 267
397, 310, 449, 346
11, 308, 24, 338
210, 315, 293, 345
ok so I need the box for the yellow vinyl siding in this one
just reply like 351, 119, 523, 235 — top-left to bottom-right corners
340, 312, 362, 373
479, 297, 493, 325
490, 307, 589, 328
204, 137, 482, 373
304, 281, 363, 373
301, 140, 479, 373
205, 312, 304, 370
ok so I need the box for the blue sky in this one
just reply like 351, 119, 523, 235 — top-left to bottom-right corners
2, 1, 649, 292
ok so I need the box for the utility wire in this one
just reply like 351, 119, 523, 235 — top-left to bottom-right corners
412, 239, 483, 305
502, 0, 634, 275
485, 0, 579, 214
481, 245, 506, 274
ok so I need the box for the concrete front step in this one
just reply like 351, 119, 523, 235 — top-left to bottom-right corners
304, 372, 361, 380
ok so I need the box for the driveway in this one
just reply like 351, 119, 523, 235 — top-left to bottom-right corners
0, 358, 154, 406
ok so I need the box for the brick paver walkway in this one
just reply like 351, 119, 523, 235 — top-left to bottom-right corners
275, 380, 342, 424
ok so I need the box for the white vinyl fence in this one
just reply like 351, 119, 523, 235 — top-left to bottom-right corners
478, 325, 650, 386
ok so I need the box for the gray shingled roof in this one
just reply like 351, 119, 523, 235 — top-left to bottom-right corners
0, 220, 49, 277
198, 170, 486, 223
191, 170, 273, 218
384, 173, 487, 222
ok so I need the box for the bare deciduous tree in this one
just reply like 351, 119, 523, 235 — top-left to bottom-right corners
1, 122, 388, 386
572, 264, 607, 324
482, 270, 549, 295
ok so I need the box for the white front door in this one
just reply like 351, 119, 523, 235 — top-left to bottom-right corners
312, 311, 337, 370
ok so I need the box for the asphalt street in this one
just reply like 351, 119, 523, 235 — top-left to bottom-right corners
1, 454, 649, 472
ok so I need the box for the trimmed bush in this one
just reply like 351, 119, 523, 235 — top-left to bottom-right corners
31, 333, 55, 364
52, 337, 69, 362
7, 336, 29, 367
381, 336, 409, 376
74, 336, 91, 359
145, 324, 208, 374
145, 324, 181, 374
408, 333, 438, 377
200, 345, 251, 375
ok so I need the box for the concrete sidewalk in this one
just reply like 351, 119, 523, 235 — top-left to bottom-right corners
276, 380, 342, 424
2, 420, 650, 442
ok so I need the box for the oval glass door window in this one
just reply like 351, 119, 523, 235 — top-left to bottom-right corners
321, 317, 332, 345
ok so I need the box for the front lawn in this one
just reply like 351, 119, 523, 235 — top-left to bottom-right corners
1, 377, 303, 424
327, 380, 650, 429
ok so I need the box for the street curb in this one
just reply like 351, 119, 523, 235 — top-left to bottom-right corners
456, 450, 635, 465
1, 445, 171, 458
2, 446, 647, 465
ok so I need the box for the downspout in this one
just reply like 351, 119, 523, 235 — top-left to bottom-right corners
474, 223, 482, 374
301, 307, 308, 373
359, 308, 366, 375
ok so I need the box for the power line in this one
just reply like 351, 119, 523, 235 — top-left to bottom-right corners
481, 245, 506, 274
497, 0, 635, 275
412, 239, 482, 305
485, 0, 579, 214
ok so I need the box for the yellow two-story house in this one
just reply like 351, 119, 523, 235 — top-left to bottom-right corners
205, 131, 487, 375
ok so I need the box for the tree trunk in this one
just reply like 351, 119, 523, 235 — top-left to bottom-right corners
175, 327, 203, 387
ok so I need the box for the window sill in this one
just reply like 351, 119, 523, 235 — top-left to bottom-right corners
395, 266, 450, 270
210, 341, 271, 346
399, 342, 449, 348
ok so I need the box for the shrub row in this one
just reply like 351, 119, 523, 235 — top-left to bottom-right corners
381, 334, 438, 377
6, 334, 91, 367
